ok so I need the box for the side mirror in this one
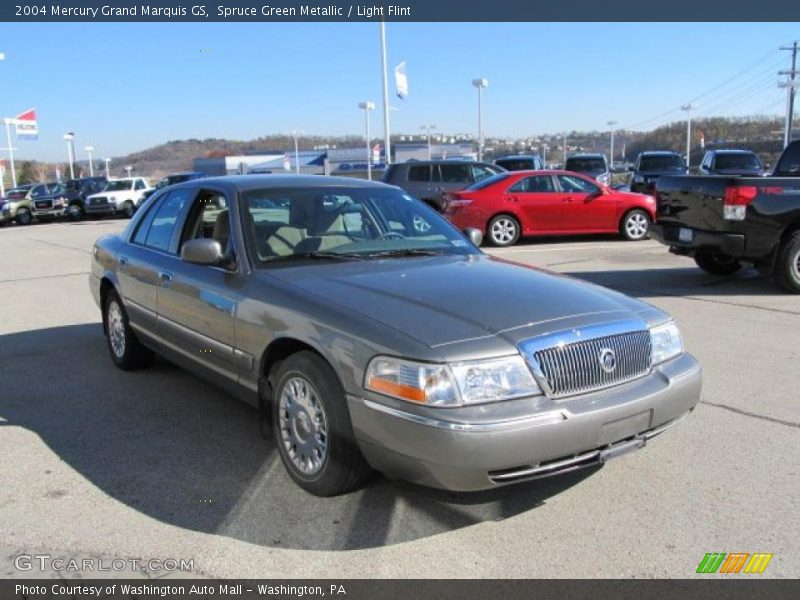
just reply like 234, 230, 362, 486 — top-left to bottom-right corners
181, 238, 223, 266
627, 166, 634, 172
463, 227, 483, 247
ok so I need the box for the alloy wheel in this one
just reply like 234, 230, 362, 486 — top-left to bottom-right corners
625, 212, 649, 239
491, 218, 517, 245
107, 300, 127, 359
278, 376, 329, 476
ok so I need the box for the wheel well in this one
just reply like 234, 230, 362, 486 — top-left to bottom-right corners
99, 277, 115, 334
260, 338, 324, 385
619, 207, 651, 227
780, 220, 800, 244
487, 212, 520, 231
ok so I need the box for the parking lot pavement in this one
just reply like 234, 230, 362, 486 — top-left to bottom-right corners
0, 222, 797, 578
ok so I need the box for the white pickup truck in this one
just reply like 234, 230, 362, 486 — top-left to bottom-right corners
84, 178, 153, 219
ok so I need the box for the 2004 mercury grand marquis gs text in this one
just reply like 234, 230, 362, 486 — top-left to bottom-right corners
89, 176, 702, 496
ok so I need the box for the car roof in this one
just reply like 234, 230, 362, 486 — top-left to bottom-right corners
496, 155, 541, 160
176, 174, 394, 192
709, 149, 756, 154
640, 151, 681, 156
567, 153, 604, 158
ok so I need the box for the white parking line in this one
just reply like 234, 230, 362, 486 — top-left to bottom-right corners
486, 241, 660, 254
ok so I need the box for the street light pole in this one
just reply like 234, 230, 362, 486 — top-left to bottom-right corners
3, 118, 16, 188
84, 146, 95, 177
358, 102, 376, 180
125, 166, 132, 178
104, 158, 111, 179
421, 124, 436, 160
291, 130, 303, 175
63, 133, 75, 179
472, 78, 488, 161
681, 104, 694, 168
607, 120, 618, 170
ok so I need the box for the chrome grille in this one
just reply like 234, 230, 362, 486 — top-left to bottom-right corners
519, 320, 653, 399
534, 331, 651, 397
91, 196, 108, 205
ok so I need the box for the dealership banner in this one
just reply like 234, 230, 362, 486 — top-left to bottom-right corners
14, 109, 38, 140
2, 1, 799, 21
395, 62, 408, 100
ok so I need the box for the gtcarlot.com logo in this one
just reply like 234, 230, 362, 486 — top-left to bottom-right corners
696, 552, 773, 574
14, 554, 194, 573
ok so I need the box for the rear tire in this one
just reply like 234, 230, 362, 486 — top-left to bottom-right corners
487, 214, 521, 247
271, 351, 372, 496
773, 231, 800, 293
620, 209, 651, 241
694, 252, 742, 276
104, 290, 155, 370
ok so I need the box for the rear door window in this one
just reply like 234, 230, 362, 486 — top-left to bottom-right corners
139, 188, 194, 253
509, 175, 556, 193
439, 163, 471, 183
407, 165, 431, 182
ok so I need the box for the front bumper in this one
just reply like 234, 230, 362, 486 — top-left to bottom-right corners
349, 352, 701, 491
85, 204, 118, 216
32, 207, 67, 218
650, 223, 745, 257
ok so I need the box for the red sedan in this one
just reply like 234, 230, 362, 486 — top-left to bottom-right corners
444, 170, 656, 247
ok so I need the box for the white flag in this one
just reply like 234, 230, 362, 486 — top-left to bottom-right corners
394, 62, 408, 100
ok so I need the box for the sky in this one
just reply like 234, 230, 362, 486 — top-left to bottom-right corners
0, 21, 798, 161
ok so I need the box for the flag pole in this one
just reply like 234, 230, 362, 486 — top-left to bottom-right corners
3, 118, 16, 188
380, 21, 391, 165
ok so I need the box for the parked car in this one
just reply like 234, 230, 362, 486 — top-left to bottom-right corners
444, 170, 656, 246
0, 182, 59, 226
650, 140, 800, 292
629, 151, 687, 195
381, 160, 504, 212
564, 153, 611, 185
494, 154, 544, 171
141, 171, 206, 203
30, 176, 108, 221
698, 149, 765, 177
84, 177, 153, 218
90, 174, 700, 495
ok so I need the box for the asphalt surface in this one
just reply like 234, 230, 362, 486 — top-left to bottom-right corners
0, 220, 797, 578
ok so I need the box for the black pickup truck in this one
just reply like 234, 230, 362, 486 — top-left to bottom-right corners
650, 140, 800, 292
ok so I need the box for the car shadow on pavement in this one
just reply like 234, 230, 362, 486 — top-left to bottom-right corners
566, 266, 785, 298
0, 324, 597, 551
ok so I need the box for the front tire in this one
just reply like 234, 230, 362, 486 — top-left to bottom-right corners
271, 351, 372, 496
67, 204, 83, 221
487, 214, 521, 247
694, 252, 742, 276
620, 209, 651, 241
104, 290, 155, 370
773, 231, 800, 293
122, 201, 135, 219
16, 209, 32, 226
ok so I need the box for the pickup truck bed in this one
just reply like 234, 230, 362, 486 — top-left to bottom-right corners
649, 141, 800, 293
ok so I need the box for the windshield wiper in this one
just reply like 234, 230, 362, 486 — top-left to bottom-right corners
364, 248, 446, 259
265, 251, 365, 263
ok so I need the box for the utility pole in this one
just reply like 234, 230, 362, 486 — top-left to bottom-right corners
607, 120, 618, 169
379, 21, 391, 165
779, 41, 798, 148
681, 104, 694, 168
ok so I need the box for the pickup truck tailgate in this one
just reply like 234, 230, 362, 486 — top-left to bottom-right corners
656, 176, 733, 230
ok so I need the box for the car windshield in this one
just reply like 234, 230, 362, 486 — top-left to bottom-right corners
714, 153, 761, 170
49, 183, 67, 194
465, 172, 512, 191
639, 155, 685, 171
105, 180, 133, 191
566, 157, 606, 174
242, 186, 479, 265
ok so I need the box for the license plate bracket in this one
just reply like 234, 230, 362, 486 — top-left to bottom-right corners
678, 227, 694, 243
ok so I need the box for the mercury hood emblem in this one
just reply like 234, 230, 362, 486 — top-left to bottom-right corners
599, 348, 617, 373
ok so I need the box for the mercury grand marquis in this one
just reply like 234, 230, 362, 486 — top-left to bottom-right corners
90, 175, 702, 496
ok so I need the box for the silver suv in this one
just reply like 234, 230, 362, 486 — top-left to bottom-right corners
382, 160, 504, 211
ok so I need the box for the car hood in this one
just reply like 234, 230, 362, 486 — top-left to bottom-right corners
709, 168, 763, 176
636, 170, 685, 177
264, 254, 663, 353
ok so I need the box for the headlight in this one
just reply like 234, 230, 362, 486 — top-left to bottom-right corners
650, 321, 683, 366
365, 355, 540, 407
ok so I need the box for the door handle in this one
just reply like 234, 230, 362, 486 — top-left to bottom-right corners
563, 196, 574, 203
119, 257, 128, 272
158, 272, 173, 286
508, 196, 519, 202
